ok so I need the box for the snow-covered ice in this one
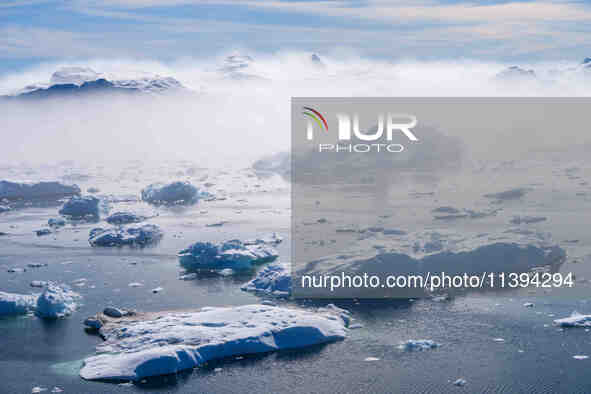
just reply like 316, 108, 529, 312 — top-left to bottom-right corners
59, 196, 100, 218
89, 224, 163, 247
179, 237, 279, 271
241, 261, 291, 298
79, 304, 347, 381
141, 182, 209, 205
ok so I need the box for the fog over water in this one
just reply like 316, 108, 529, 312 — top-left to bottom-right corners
2, 52, 591, 167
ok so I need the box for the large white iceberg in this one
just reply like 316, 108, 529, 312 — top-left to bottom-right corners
141, 182, 209, 205
59, 196, 100, 218
35, 283, 79, 319
179, 237, 279, 271
0, 180, 80, 201
241, 261, 291, 297
0, 291, 36, 316
89, 224, 163, 247
80, 304, 347, 381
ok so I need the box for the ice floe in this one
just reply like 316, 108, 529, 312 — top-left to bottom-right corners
179, 236, 280, 271
554, 312, 591, 327
0, 291, 36, 316
0, 180, 79, 201
141, 181, 210, 205
89, 224, 163, 247
105, 212, 147, 225
59, 196, 100, 218
79, 304, 347, 381
241, 261, 291, 298
398, 339, 440, 351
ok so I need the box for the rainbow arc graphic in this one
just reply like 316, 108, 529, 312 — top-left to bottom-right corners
302, 106, 328, 138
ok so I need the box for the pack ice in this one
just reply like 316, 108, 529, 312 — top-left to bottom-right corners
0, 283, 78, 319
179, 236, 281, 271
241, 261, 292, 297
141, 182, 210, 205
89, 224, 163, 247
59, 196, 100, 218
80, 304, 348, 381
0, 180, 79, 201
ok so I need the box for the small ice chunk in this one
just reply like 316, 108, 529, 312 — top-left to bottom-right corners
364, 357, 380, 361
151, 287, 163, 293
523, 302, 534, 308
573, 355, 589, 360
59, 196, 100, 218
241, 262, 291, 298
106, 212, 146, 225
50, 387, 63, 393
483, 187, 529, 201
453, 378, 467, 387
179, 237, 279, 271
128, 282, 143, 288
398, 339, 440, 351
48, 218, 66, 228
492, 338, 505, 342
179, 273, 197, 280
103, 307, 131, 318
141, 181, 210, 205
0, 291, 37, 316
35, 283, 79, 319
219, 268, 233, 276
28, 263, 47, 268
432, 206, 460, 214
35, 229, 52, 236
511, 216, 547, 225
31, 280, 48, 288
554, 312, 591, 327
89, 224, 163, 247
31, 387, 47, 393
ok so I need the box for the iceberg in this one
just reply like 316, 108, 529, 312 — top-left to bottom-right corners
0, 180, 79, 201
0, 291, 36, 316
179, 237, 279, 271
554, 312, 591, 327
59, 196, 100, 218
48, 218, 66, 227
252, 152, 291, 178
89, 224, 163, 247
105, 212, 146, 225
141, 182, 209, 205
241, 261, 291, 298
35, 283, 79, 319
80, 304, 347, 381
398, 339, 440, 351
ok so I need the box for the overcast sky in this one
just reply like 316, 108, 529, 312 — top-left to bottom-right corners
1, 0, 591, 73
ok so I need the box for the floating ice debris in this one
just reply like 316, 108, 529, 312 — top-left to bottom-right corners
218, 268, 234, 276
179, 237, 279, 271
31, 281, 48, 288
128, 282, 143, 288
151, 287, 163, 294
492, 338, 505, 342
79, 304, 347, 381
431, 294, 449, 302
35, 283, 79, 319
364, 357, 380, 361
452, 378, 467, 387
0, 180, 80, 201
141, 181, 210, 205
206, 221, 227, 227
432, 206, 461, 214
84, 317, 102, 330
87, 187, 100, 194
483, 187, 529, 202
179, 273, 197, 280
554, 312, 591, 327
35, 229, 52, 236
348, 323, 364, 329
0, 205, 10, 213
106, 211, 146, 225
0, 291, 36, 316
241, 261, 291, 298
31, 386, 47, 393
398, 339, 440, 351
50, 387, 63, 393
523, 302, 534, 308
89, 224, 163, 247
511, 216, 547, 225
48, 218, 66, 227
59, 196, 100, 218
244, 233, 283, 246
103, 307, 133, 318
573, 355, 589, 360
7, 267, 26, 273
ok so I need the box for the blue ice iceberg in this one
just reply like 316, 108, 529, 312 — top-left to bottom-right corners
59, 196, 100, 218
105, 211, 146, 225
89, 224, 163, 247
141, 181, 210, 205
0, 180, 80, 201
241, 261, 291, 297
36, 283, 79, 319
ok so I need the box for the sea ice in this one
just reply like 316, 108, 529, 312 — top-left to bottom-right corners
141, 182, 209, 205
89, 224, 163, 247
0, 291, 36, 316
554, 312, 591, 327
106, 212, 146, 225
59, 196, 100, 218
35, 283, 79, 319
0, 180, 79, 201
79, 304, 348, 381
179, 237, 279, 271
398, 339, 440, 351
241, 261, 291, 298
